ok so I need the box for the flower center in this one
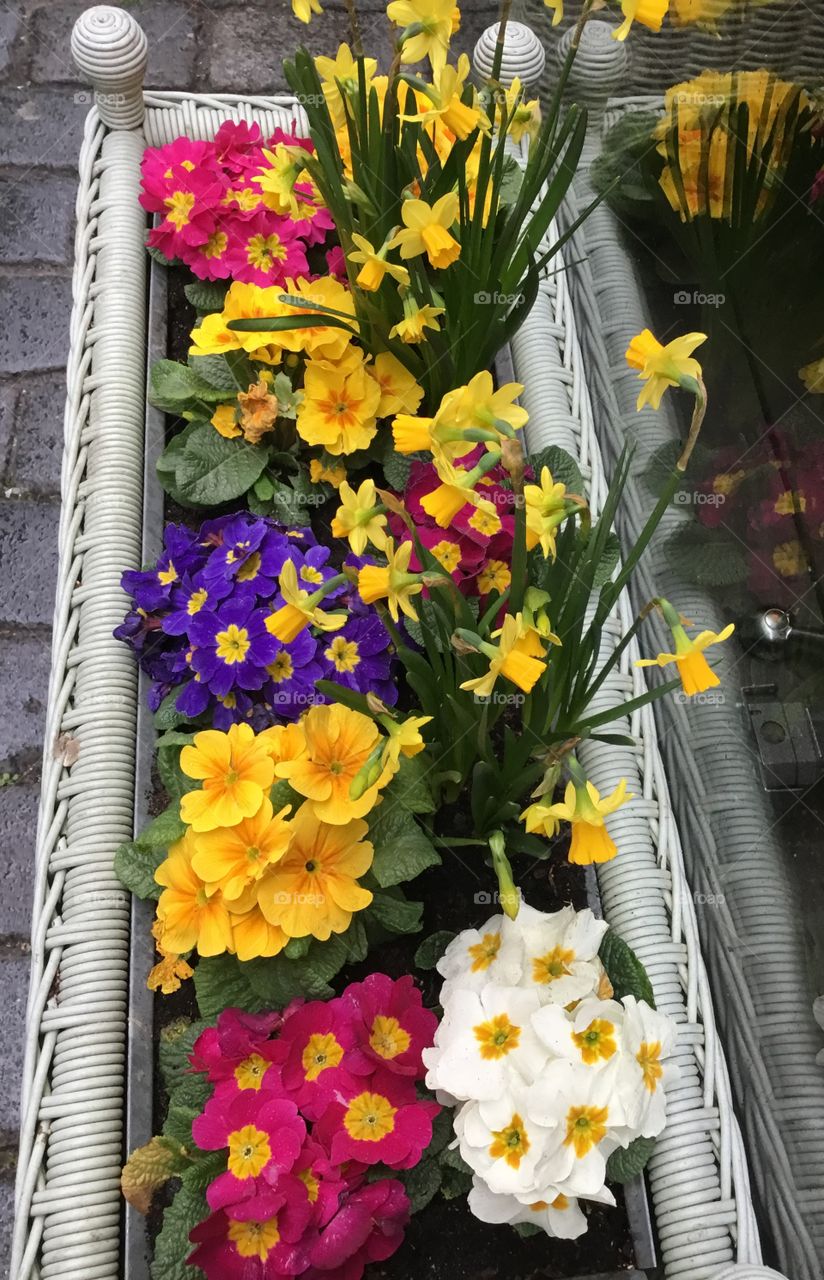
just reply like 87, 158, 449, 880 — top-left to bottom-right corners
215, 624, 251, 665
468, 931, 501, 972
234, 1053, 270, 1091
227, 1124, 272, 1179
563, 1105, 609, 1158
489, 1113, 530, 1168
369, 1015, 411, 1061
572, 1018, 617, 1065
325, 636, 361, 673
532, 945, 575, 985
301, 1031, 343, 1082
343, 1091, 397, 1142
637, 1039, 663, 1092
227, 1214, 281, 1261
473, 1012, 521, 1060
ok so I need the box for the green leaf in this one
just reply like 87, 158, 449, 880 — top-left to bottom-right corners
284, 936, 313, 960
664, 524, 747, 587
370, 808, 440, 888
529, 444, 584, 495
135, 804, 186, 852
379, 434, 414, 490
157, 738, 192, 802
415, 930, 456, 970
265, 473, 319, 527
440, 1162, 473, 1199
184, 280, 229, 313
400, 1157, 442, 1213
592, 531, 621, 588
114, 840, 164, 901
599, 930, 656, 1007
189, 350, 256, 392
194, 955, 262, 1020
159, 1018, 209, 1095
153, 686, 191, 732
174, 423, 269, 507
388, 753, 437, 815
150, 1176, 208, 1280
162, 1072, 212, 1148
149, 360, 229, 413
269, 778, 300, 815
367, 887, 424, 935
513, 1221, 543, 1238
606, 1135, 656, 1183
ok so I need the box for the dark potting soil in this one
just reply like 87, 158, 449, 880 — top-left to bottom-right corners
141, 271, 641, 1279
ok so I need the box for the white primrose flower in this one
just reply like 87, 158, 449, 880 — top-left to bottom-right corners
455, 1080, 556, 1197
436, 914, 520, 1003
532, 996, 626, 1071
526, 1059, 626, 1197
423, 985, 549, 1102
498, 901, 610, 1006
468, 1178, 616, 1239
615, 995, 680, 1138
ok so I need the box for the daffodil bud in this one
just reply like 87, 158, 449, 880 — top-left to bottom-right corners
489, 831, 520, 920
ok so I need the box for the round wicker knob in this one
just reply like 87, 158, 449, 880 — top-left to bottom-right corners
473, 21, 546, 89
71, 5, 148, 129
558, 18, 629, 101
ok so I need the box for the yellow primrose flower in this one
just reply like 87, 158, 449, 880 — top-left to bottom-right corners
460, 613, 548, 698
315, 45, 377, 129
331, 479, 389, 554
520, 800, 561, 840
292, 0, 322, 20
545, 774, 632, 865
236, 377, 280, 444
189, 281, 288, 360
401, 55, 488, 140
257, 803, 373, 939
275, 704, 393, 824
524, 466, 569, 559
180, 724, 275, 833
389, 298, 445, 344
387, 0, 456, 72
148, 919, 194, 994
613, 0, 669, 40
478, 558, 511, 595
348, 232, 410, 292
258, 722, 307, 769
297, 355, 381, 456
371, 352, 424, 417
358, 537, 424, 622
154, 832, 235, 957
389, 193, 460, 270
211, 403, 241, 438
265, 559, 347, 643
504, 77, 542, 140
275, 276, 357, 363
636, 619, 734, 696
625, 328, 707, 410
380, 714, 432, 770
190, 796, 293, 901
231, 906, 288, 962
309, 457, 347, 488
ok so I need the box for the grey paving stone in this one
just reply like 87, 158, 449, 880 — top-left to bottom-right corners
0, 500, 60, 627
205, 6, 303, 94
0, 275, 71, 376
0, 956, 28, 1134
0, 385, 13, 478
11, 373, 65, 493
0, 1176, 13, 1280
0, 89, 85, 169
0, 786, 38, 935
0, 630, 51, 762
29, 0, 199, 89
0, 174, 75, 266
0, 10, 21, 79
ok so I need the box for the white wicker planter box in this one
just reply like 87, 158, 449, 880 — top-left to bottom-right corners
11, 7, 792, 1280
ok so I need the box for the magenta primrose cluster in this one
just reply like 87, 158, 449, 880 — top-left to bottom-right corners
186, 974, 439, 1279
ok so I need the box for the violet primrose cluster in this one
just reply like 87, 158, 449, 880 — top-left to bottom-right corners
186, 976, 439, 1279
115, 513, 397, 727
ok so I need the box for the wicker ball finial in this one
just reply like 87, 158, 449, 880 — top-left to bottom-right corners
557, 18, 628, 102
71, 5, 148, 129
473, 21, 546, 89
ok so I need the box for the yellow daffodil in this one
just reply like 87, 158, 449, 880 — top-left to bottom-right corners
636, 618, 734, 696
613, 0, 669, 40
297, 355, 381, 455
275, 704, 393, 824
253, 143, 314, 217
401, 55, 488, 140
315, 45, 377, 129
625, 328, 707, 410
292, 0, 322, 20
420, 453, 500, 527
265, 559, 347, 643
459, 613, 548, 697
358, 537, 424, 622
211, 403, 241, 439
543, 0, 563, 27
504, 77, 542, 140
389, 193, 460, 270
389, 297, 445, 344
387, 0, 455, 72
190, 796, 293, 901
257, 802, 373, 939
180, 724, 275, 832
545, 772, 632, 865
524, 466, 569, 559
331, 479, 389, 554
154, 832, 235, 956
379, 714, 432, 770
348, 232, 410, 292
520, 800, 561, 840
309, 457, 347, 488
371, 352, 424, 417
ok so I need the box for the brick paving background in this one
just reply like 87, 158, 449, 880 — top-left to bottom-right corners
0, 0, 498, 1268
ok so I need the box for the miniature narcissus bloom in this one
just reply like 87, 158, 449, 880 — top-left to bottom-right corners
636, 617, 734, 696
459, 613, 548, 698
388, 296, 445, 344
330, 478, 389, 554
358, 538, 425, 622
179, 723, 275, 832
524, 466, 569, 559
401, 55, 488, 140
265, 559, 347, 644
379, 713, 432, 771
386, 0, 456, 73
256, 802, 374, 939
347, 232, 410, 292
292, 0, 323, 22
613, 0, 669, 40
625, 327, 707, 409
388, 192, 461, 270
315, 44, 378, 129
543, 768, 632, 866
